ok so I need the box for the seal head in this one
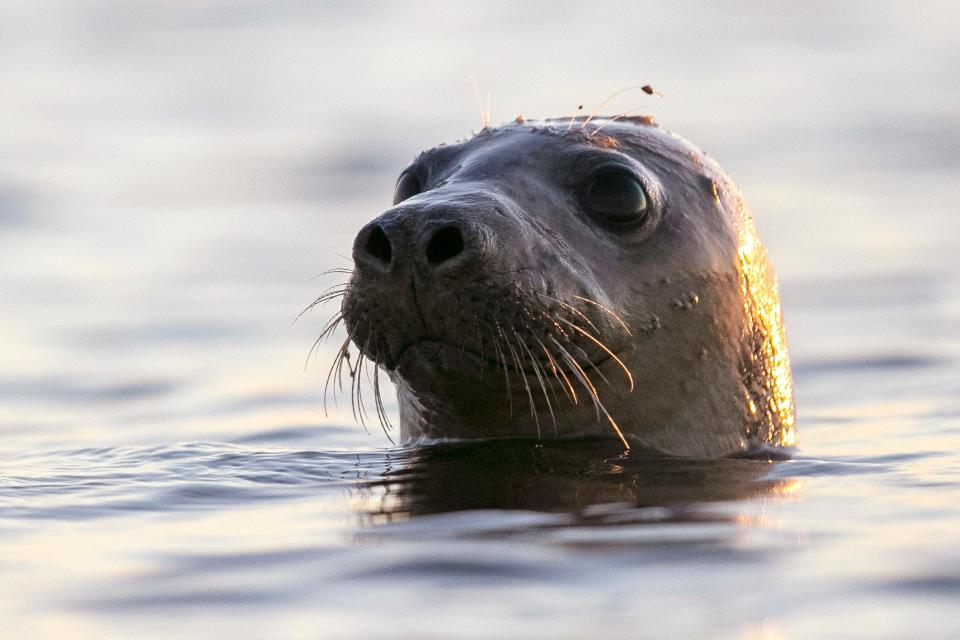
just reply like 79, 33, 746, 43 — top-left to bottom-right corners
339, 117, 796, 458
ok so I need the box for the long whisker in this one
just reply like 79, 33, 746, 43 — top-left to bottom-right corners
523, 326, 562, 409
352, 334, 376, 428
304, 280, 351, 303
566, 103, 585, 131
601, 407, 630, 450
536, 337, 578, 404
492, 331, 514, 417
580, 85, 653, 130
474, 315, 487, 376
572, 295, 633, 336
550, 337, 601, 422
553, 343, 629, 449
349, 338, 364, 423
373, 362, 396, 444
501, 327, 539, 436
587, 107, 649, 138
324, 335, 353, 418
318, 313, 344, 342
310, 267, 354, 282
515, 329, 557, 436
559, 318, 634, 391
573, 343, 613, 389
295, 285, 351, 324
536, 292, 602, 335
306, 313, 344, 371
336, 339, 352, 396
467, 74, 490, 129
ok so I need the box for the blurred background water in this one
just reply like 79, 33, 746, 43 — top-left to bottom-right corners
1, 1, 959, 638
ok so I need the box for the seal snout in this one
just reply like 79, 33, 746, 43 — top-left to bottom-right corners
344, 202, 496, 372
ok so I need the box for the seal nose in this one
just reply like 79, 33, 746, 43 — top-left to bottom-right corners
354, 213, 478, 275
355, 223, 393, 269
364, 224, 393, 264
425, 225, 465, 265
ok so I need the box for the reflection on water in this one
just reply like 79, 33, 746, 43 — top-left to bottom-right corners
358, 440, 794, 521
1, 439, 793, 523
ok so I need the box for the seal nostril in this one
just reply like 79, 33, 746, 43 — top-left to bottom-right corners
365, 225, 392, 264
426, 226, 465, 265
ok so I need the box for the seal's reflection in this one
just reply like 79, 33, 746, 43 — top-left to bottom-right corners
358, 439, 796, 521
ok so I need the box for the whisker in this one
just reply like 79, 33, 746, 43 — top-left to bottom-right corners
580, 85, 654, 130
536, 292, 602, 335
572, 295, 633, 336
573, 343, 613, 389
498, 326, 523, 378
602, 409, 630, 450
306, 329, 327, 371
558, 318, 634, 391
515, 329, 557, 436
373, 362, 396, 444
467, 74, 490, 129
336, 341, 351, 396
348, 344, 360, 423
310, 267, 354, 281
521, 326, 562, 408
587, 107, 649, 138
566, 103, 585, 131
536, 337, 578, 404
308, 280, 352, 301
324, 335, 353, 418
594, 399, 630, 450
351, 335, 372, 426
318, 314, 344, 343
551, 345, 628, 448
550, 337, 602, 422
501, 328, 539, 436
474, 315, 487, 376
486, 266, 543, 277
295, 285, 351, 324
358, 355, 373, 427
492, 332, 514, 417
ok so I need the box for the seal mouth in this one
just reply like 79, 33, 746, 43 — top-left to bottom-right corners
394, 338, 487, 369
392, 336, 619, 380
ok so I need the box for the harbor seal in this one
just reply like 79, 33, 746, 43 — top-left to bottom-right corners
330, 116, 796, 458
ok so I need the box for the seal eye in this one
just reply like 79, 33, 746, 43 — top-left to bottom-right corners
393, 171, 422, 205
586, 170, 648, 225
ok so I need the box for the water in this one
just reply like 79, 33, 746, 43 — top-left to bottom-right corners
2, 2, 959, 637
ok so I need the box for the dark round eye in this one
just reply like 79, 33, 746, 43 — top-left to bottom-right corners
393, 171, 422, 205
585, 170, 648, 224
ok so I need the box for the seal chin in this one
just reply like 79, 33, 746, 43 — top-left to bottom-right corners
392, 337, 623, 400
394, 339, 487, 374
392, 339, 510, 406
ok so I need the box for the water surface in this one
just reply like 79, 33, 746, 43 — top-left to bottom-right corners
1, 2, 958, 638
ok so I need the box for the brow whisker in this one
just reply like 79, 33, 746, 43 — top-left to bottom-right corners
580, 85, 654, 130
